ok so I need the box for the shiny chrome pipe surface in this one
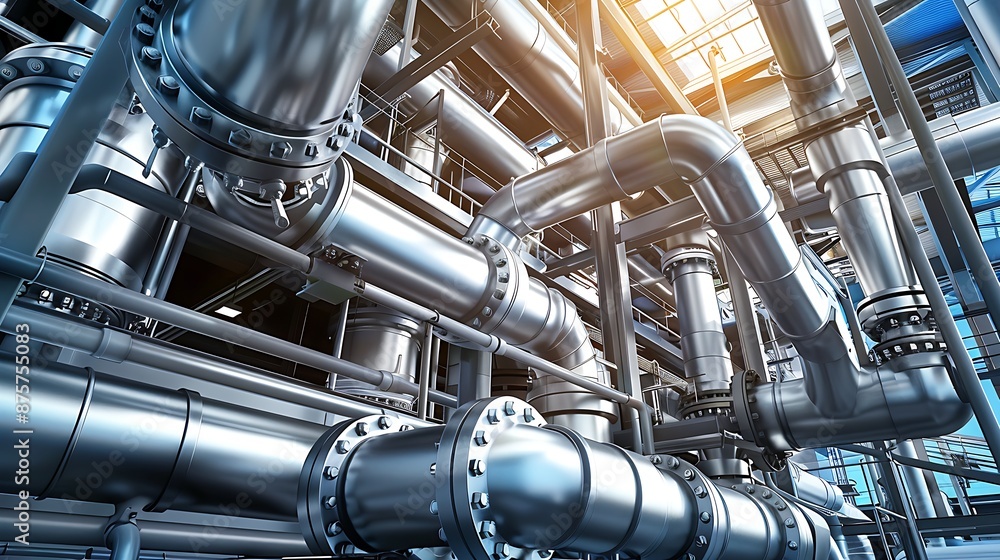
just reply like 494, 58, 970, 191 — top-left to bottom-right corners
422, 0, 628, 143
171, 0, 392, 131
662, 235, 733, 406
314, 397, 826, 560
0, 354, 327, 521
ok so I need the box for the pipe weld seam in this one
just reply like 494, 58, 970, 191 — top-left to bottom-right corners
814, 159, 888, 195
37, 366, 97, 498
709, 192, 777, 237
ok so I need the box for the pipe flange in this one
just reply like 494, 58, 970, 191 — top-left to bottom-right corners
652, 455, 727, 560
466, 235, 524, 334
660, 247, 716, 281
726, 484, 815, 560
298, 415, 415, 555
436, 397, 550, 560
731, 369, 764, 447
679, 392, 732, 420
0, 44, 91, 94
856, 287, 931, 340
126, 1, 352, 182
870, 332, 946, 365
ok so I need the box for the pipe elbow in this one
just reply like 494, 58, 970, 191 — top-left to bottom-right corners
881, 353, 972, 439
468, 184, 526, 249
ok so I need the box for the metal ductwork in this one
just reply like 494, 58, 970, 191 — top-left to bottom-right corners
337, 304, 423, 407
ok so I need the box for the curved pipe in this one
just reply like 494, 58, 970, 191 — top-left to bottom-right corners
469, 112, 969, 449
105, 521, 141, 560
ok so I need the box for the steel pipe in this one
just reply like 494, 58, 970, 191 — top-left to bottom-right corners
0, 304, 398, 420
422, 0, 629, 144
170, 0, 392, 131
317, 397, 827, 560
0, 354, 327, 520
0, 247, 458, 408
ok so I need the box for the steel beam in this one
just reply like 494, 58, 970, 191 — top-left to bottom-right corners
841, 0, 907, 135
598, 0, 698, 115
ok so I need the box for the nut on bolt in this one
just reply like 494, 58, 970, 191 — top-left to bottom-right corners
335, 440, 352, 454
472, 491, 489, 509
189, 107, 212, 129
134, 23, 155, 45
503, 401, 516, 416
140, 46, 162, 67
523, 408, 535, 422
355, 422, 369, 436
156, 75, 179, 96
470, 459, 486, 476
229, 128, 253, 149
378, 416, 393, 429
270, 141, 292, 159
479, 520, 496, 538
474, 430, 491, 446
323, 466, 339, 479
327, 521, 342, 536
494, 542, 511, 559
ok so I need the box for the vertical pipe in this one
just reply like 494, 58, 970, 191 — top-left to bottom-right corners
709, 46, 734, 131
850, 0, 1000, 462
853, 0, 1000, 328
723, 244, 768, 375
105, 520, 141, 560
0, 0, 137, 320
417, 322, 434, 420
143, 161, 201, 297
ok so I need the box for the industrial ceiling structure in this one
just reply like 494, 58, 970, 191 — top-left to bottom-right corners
2, 1, 1000, 560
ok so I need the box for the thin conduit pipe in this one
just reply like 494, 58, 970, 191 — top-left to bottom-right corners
0, 246, 458, 408
68, 173, 627, 440
0, 304, 400, 421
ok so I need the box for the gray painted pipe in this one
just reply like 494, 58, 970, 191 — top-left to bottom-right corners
105, 521, 141, 560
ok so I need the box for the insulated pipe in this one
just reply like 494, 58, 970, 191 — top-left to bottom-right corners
170, 0, 393, 131
0, 355, 327, 520
422, 0, 629, 144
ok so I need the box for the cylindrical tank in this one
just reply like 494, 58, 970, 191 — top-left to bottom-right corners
0, 44, 186, 293
337, 304, 423, 407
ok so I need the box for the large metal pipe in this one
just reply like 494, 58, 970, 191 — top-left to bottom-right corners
469, 111, 970, 450
320, 397, 827, 560
0, 355, 326, 521
662, 232, 734, 415
755, 0, 915, 302
324, 186, 617, 440
170, 0, 392, 131
422, 0, 629, 144
470, 115, 853, 397
363, 44, 542, 185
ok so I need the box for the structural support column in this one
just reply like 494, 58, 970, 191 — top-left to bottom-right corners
722, 243, 768, 376
840, 0, 907, 136
0, 0, 136, 320
576, 0, 648, 451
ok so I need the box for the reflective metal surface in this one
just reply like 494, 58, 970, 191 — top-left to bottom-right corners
0, 44, 186, 290
171, 0, 393, 131
337, 304, 422, 406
